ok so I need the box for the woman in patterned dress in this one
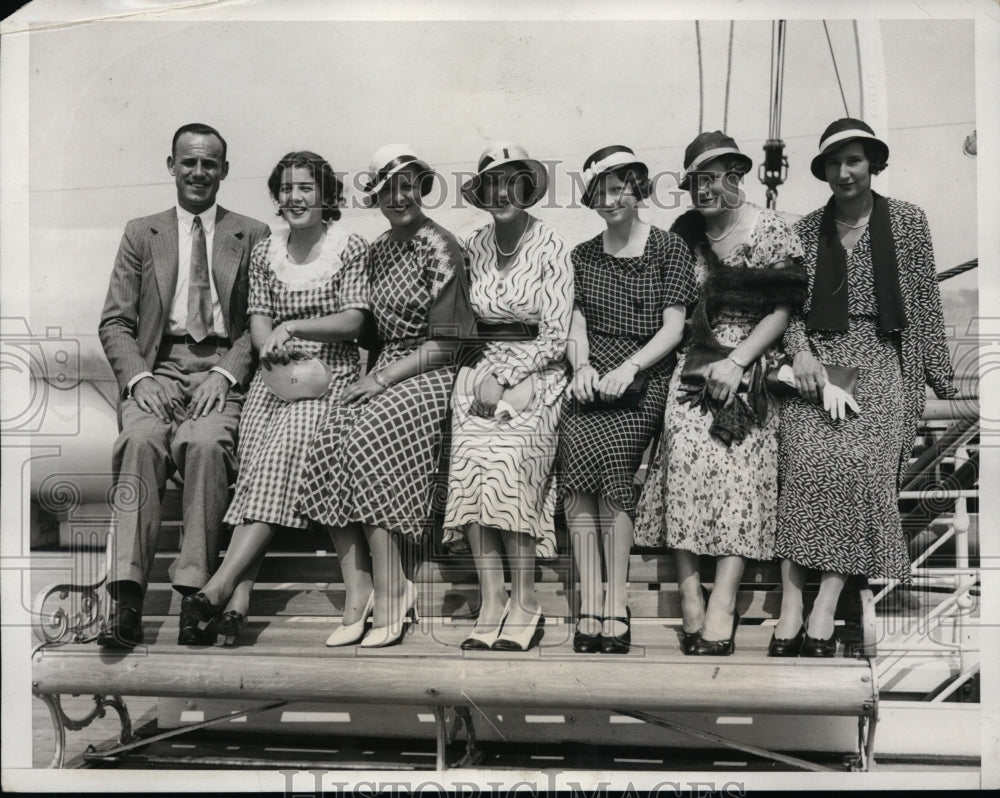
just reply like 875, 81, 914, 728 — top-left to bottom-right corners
182, 152, 368, 644
296, 145, 466, 648
559, 146, 697, 654
442, 142, 573, 652
633, 131, 807, 655
771, 119, 955, 657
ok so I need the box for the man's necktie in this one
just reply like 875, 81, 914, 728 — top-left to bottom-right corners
186, 215, 212, 341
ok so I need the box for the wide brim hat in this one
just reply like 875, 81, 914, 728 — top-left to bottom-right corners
678, 130, 752, 190
581, 145, 648, 208
810, 118, 889, 180
461, 141, 548, 210
362, 143, 436, 206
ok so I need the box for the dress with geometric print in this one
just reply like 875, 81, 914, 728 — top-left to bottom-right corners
633, 208, 803, 560
558, 226, 697, 516
224, 228, 369, 529
775, 199, 933, 581
296, 218, 465, 542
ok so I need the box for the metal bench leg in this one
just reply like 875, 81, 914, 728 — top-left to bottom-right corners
36, 693, 134, 769
432, 706, 484, 769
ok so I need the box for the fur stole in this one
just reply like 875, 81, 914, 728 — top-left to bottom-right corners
670, 210, 808, 348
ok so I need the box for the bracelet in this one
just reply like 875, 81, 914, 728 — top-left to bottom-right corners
576, 361, 592, 370
626, 358, 642, 372
371, 370, 391, 389
284, 323, 296, 339
727, 354, 748, 370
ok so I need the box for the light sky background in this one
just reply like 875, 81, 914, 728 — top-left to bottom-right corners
19, 11, 978, 368
2, 1, 998, 792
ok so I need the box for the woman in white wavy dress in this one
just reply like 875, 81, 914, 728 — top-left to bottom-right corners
442, 142, 573, 652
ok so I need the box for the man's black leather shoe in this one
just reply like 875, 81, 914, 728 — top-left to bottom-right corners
97, 605, 144, 649
178, 599, 214, 646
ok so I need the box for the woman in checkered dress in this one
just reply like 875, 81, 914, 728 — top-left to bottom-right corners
183, 152, 368, 644
558, 147, 697, 654
296, 146, 466, 648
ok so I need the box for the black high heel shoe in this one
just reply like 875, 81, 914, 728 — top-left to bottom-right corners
573, 613, 603, 654
215, 611, 247, 647
690, 611, 739, 656
600, 606, 631, 654
799, 616, 837, 657
768, 625, 805, 657
182, 592, 226, 623
681, 586, 710, 655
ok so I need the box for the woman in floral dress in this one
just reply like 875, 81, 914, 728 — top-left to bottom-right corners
634, 131, 806, 655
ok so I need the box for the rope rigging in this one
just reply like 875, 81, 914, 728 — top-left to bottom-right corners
823, 20, 851, 117
759, 20, 788, 209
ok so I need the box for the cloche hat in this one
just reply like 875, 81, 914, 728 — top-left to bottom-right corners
362, 144, 436, 205
461, 141, 549, 210
678, 130, 752, 190
581, 145, 648, 208
809, 118, 889, 180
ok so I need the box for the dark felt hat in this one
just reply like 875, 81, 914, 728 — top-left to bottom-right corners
810, 118, 889, 180
678, 130, 752, 190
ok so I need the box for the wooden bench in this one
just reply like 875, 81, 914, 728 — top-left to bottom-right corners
31, 529, 878, 772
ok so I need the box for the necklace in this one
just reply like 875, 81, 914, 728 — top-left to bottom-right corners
835, 215, 871, 230
705, 209, 741, 242
495, 217, 530, 258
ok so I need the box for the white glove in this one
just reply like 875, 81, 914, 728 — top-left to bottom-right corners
823, 382, 861, 421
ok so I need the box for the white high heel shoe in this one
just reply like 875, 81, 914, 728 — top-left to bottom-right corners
360, 582, 420, 648
461, 598, 511, 650
326, 591, 375, 647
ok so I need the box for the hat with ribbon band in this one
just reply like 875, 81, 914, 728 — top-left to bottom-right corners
362, 144, 436, 205
461, 141, 549, 210
678, 130, 752, 190
581, 145, 648, 208
809, 117, 889, 180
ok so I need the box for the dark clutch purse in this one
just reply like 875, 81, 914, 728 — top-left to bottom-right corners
580, 372, 649, 412
681, 344, 858, 401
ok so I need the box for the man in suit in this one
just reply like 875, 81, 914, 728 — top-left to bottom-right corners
97, 123, 270, 648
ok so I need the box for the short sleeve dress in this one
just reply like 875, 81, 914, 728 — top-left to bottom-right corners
634, 208, 804, 559
223, 228, 369, 529
296, 218, 465, 542
441, 219, 574, 558
558, 226, 697, 514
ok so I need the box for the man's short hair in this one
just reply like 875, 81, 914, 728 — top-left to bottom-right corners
171, 123, 228, 161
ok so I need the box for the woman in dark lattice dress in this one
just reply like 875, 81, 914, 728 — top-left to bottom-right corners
771, 119, 955, 657
297, 145, 467, 648
182, 151, 368, 646
559, 146, 696, 654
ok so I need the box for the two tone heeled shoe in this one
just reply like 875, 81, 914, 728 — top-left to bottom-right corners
572, 613, 603, 654
360, 583, 420, 648
215, 611, 248, 647
461, 599, 512, 651
492, 605, 544, 651
690, 611, 740, 656
326, 591, 376, 647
